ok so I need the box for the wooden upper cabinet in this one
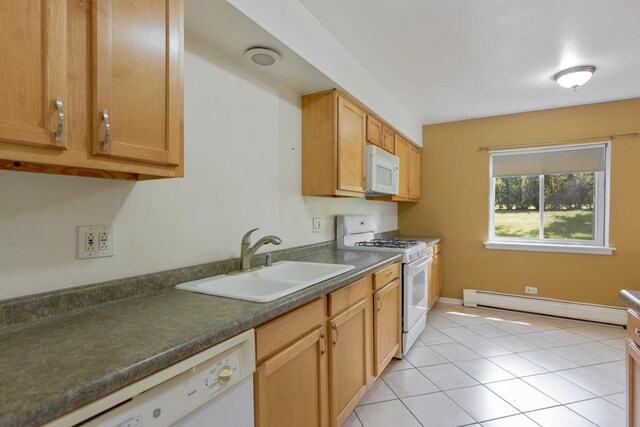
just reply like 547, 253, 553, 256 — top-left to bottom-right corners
366, 115, 383, 149
0, 0, 67, 150
337, 96, 366, 193
409, 144, 421, 200
301, 90, 366, 197
395, 134, 410, 199
0, 0, 184, 180
366, 115, 394, 154
92, 0, 182, 166
382, 126, 395, 153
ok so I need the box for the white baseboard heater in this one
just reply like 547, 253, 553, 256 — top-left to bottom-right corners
463, 289, 627, 326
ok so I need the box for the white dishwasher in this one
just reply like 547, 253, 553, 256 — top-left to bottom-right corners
49, 330, 255, 427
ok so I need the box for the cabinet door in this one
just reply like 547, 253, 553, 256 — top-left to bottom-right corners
408, 144, 421, 200
366, 115, 383, 148
0, 0, 67, 150
427, 258, 435, 310
434, 252, 443, 298
382, 126, 395, 153
394, 134, 409, 199
628, 340, 640, 427
373, 279, 401, 376
255, 326, 329, 427
92, 0, 182, 166
337, 96, 366, 193
329, 298, 370, 427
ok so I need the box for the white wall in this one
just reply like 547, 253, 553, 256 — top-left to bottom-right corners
0, 41, 397, 301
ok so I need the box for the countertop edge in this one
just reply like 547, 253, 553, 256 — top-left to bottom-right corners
620, 289, 639, 312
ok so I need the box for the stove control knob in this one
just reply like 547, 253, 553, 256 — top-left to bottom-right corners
218, 365, 233, 385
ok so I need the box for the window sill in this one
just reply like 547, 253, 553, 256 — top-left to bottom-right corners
483, 241, 615, 255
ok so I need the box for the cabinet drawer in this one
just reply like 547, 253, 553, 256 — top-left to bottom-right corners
373, 262, 400, 291
427, 242, 442, 256
628, 309, 640, 348
328, 276, 371, 317
256, 298, 325, 363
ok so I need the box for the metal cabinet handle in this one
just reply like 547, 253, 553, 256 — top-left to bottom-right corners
377, 296, 382, 312
320, 332, 327, 355
101, 110, 111, 151
332, 324, 339, 345
55, 97, 64, 144
635, 328, 640, 337
385, 271, 393, 277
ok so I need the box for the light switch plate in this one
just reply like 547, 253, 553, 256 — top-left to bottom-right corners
78, 225, 114, 259
313, 218, 322, 233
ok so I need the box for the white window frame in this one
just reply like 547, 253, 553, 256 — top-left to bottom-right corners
485, 142, 614, 255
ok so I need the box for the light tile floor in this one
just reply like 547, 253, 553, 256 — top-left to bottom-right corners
346, 302, 627, 427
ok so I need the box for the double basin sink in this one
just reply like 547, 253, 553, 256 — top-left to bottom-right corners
176, 261, 355, 302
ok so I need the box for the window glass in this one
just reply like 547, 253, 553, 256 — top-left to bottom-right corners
543, 173, 595, 240
494, 176, 539, 238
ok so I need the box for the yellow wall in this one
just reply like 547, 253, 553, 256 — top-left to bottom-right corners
399, 98, 640, 307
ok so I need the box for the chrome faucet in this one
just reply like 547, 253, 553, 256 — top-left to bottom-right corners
230, 228, 282, 274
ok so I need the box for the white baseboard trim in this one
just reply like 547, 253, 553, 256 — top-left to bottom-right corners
437, 297, 463, 306
463, 289, 627, 326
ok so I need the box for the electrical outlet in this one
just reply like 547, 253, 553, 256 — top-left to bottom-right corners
525, 286, 538, 295
313, 218, 322, 233
85, 232, 96, 251
78, 225, 114, 259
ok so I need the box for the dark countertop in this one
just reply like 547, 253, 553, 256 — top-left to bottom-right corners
0, 250, 401, 427
620, 289, 640, 312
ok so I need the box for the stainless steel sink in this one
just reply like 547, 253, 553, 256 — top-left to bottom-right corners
175, 261, 355, 302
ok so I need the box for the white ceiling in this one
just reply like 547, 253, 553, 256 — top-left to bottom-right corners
298, 0, 640, 124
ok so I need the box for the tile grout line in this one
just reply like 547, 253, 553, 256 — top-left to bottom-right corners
426, 304, 623, 426
360, 303, 624, 427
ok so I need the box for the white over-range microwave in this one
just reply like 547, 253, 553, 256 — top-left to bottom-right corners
365, 144, 400, 195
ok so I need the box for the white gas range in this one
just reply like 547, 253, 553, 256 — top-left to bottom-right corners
336, 216, 432, 355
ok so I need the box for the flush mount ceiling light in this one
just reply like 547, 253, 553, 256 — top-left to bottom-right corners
554, 65, 596, 90
244, 47, 281, 66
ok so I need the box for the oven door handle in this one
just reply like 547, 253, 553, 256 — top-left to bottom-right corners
407, 256, 433, 270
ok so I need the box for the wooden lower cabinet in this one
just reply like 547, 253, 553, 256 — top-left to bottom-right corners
329, 298, 370, 426
427, 243, 443, 310
254, 270, 405, 427
628, 340, 640, 426
627, 310, 640, 426
254, 326, 329, 427
373, 279, 401, 376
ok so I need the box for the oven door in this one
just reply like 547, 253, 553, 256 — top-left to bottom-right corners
403, 255, 432, 332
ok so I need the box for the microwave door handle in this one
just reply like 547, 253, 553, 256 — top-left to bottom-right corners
368, 154, 375, 190
394, 165, 399, 193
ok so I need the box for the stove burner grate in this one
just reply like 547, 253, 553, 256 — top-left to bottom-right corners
354, 239, 419, 249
